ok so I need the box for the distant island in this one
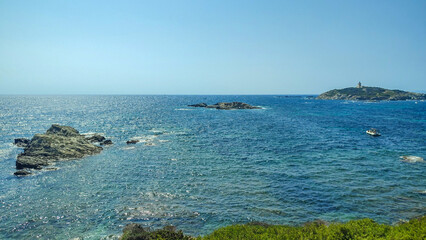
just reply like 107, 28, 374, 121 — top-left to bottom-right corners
317, 82, 426, 101
188, 102, 261, 110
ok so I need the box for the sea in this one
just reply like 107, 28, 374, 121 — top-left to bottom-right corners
0, 95, 425, 239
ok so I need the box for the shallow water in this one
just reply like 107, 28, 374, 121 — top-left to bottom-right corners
0, 95, 425, 239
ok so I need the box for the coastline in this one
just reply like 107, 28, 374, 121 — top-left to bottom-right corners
120, 215, 426, 239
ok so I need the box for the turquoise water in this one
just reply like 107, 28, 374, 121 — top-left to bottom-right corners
0, 95, 425, 239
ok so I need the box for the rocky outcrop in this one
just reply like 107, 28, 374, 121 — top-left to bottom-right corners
188, 102, 260, 110
317, 87, 426, 101
16, 124, 103, 171
14, 138, 30, 147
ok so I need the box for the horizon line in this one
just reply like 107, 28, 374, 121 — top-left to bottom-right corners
0, 93, 321, 96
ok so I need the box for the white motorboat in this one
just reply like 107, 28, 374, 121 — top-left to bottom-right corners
366, 128, 381, 136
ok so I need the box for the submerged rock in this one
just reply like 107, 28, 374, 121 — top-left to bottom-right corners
44, 167, 58, 171
188, 102, 260, 110
14, 170, 32, 176
86, 134, 106, 143
14, 138, 31, 148
400, 156, 424, 163
16, 124, 103, 171
126, 140, 140, 144
100, 139, 113, 145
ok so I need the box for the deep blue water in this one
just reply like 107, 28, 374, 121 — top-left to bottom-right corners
0, 95, 425, 239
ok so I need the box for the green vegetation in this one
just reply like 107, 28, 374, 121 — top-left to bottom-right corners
120, 224, 192, 240
121, 216, 425, 240
317, 87, 426, 100
200, 217, 425, 240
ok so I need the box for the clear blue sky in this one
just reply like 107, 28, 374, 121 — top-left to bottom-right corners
0, 0, 425, 94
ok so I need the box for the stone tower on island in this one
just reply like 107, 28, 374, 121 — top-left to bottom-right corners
357, 82, 362, 88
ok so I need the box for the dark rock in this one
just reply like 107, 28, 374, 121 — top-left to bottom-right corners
100, 139, 113, 145
188, 102, 208, 107
126, 140, 140, 144
14, 138, 30, 147
14, 170, 32, 176
206, 102, 261, 110
16, 125, 103, 170
86, 134, 106, 143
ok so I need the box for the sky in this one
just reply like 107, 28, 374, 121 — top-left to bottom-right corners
0, 0, 425, 95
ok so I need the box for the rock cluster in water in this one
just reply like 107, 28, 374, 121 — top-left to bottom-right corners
317, 87, 426, 101
15, 124, 111, 174
188, 102, 260, 110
